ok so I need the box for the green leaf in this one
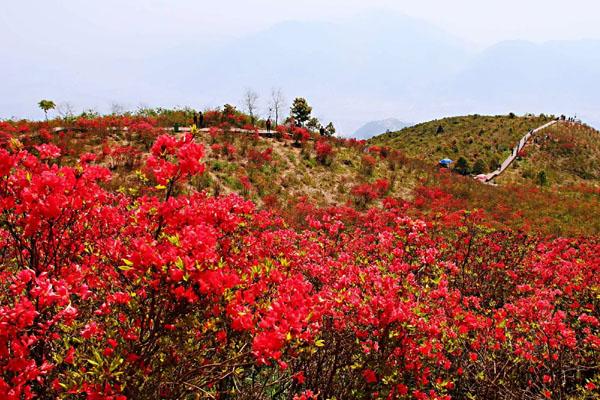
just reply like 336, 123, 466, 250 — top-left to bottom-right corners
87, 359, 99, 367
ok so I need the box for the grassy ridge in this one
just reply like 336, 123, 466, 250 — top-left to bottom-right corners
499, 122, 600, 185
371, 114, 551, 173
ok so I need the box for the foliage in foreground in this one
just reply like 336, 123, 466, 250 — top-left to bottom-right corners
0, 126, 599, 400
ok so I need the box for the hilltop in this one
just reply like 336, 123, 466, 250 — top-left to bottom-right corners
2, 110, 599, 236
371, 114, 600, 184
370, 114, 552, 173
497, 121, 600, 185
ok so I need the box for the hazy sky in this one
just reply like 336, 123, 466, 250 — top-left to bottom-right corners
3, 0, 600, 49
2, 0, 600, 130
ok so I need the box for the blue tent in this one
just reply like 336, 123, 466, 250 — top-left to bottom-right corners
439, 158, 453, 167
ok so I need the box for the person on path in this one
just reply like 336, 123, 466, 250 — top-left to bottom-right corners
193, 112, 198, 127
266, 118, 272, 134
198, 111, 204, 128
319, 126, 326, 136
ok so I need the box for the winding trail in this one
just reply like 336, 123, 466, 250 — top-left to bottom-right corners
484, 120, 558, 182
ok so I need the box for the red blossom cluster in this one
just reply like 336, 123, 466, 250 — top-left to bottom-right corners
291, 127, 311, 145
210, 142, 237, 160
361, 154, 377, 175
351, 179, 391, 208
314, 140, 333, 165
247, 147, 273, 167
145, 134, 205, 185
0, 125, 598, 399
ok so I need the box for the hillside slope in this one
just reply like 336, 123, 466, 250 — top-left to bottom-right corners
370, 114, 552, 174
498, 121, 600, 186
2, 114, 599, 235
371, 114, 600, 188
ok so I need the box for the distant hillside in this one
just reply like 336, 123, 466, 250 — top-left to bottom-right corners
498, 122, 600, 186
370, 114, 552, 174
353, 118, 412, 139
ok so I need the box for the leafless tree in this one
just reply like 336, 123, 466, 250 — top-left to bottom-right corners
56, 102, 75, 119
110, 102, 126, 115
269, 88, 286, 127
242, 89, 259, 124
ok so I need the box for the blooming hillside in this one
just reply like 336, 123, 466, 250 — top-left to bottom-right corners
0, 114, 599, 399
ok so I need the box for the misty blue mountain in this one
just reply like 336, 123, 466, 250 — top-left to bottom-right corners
353, 118, 413, 139
2, 10, 599, 134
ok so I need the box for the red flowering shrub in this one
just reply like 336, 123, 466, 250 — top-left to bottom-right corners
361, 154, 377, 175
314, 140, 333, 165
368, 145, 381, 155
239, 175, 252, 194
145, 133, 205, 186
350, 179, 390, 208
247, 147, 273, 167
210, 142, 237, 160
106, 145, 142, 170
351, 182, 379, 208
274, 125, 289, 140
373, 178, 390, 194
128, 121, 162, 150
0, 123, 598, 399
292, 127, 311, 147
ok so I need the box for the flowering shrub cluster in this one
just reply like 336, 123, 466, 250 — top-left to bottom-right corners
361, 154, 377, 175
351, 179, 391, 208
314, 140, 334, 165
0, 126, 598, 399
210, 142, 237, 160
291, 127, 311, 146
247, 147, 273, 167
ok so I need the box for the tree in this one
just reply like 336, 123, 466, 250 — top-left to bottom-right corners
56, 102, 75, 120
472, 159, 486, 175
307, 117, 321, 131
223, 104, 237, 116
38, 99, 56, 121
270, 88, 285, 127
243, 89, 259, 124
110, 102, 126, 115
290, 97, 312, 126
453, 157, 471, 175
324, 122, 336, 137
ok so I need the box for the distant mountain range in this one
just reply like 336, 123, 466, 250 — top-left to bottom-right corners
2, 10, 600, 131
352, 118, 412, 139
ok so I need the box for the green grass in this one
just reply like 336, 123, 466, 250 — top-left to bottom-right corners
370, 114, 552, 174
499, 122, 600, 186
